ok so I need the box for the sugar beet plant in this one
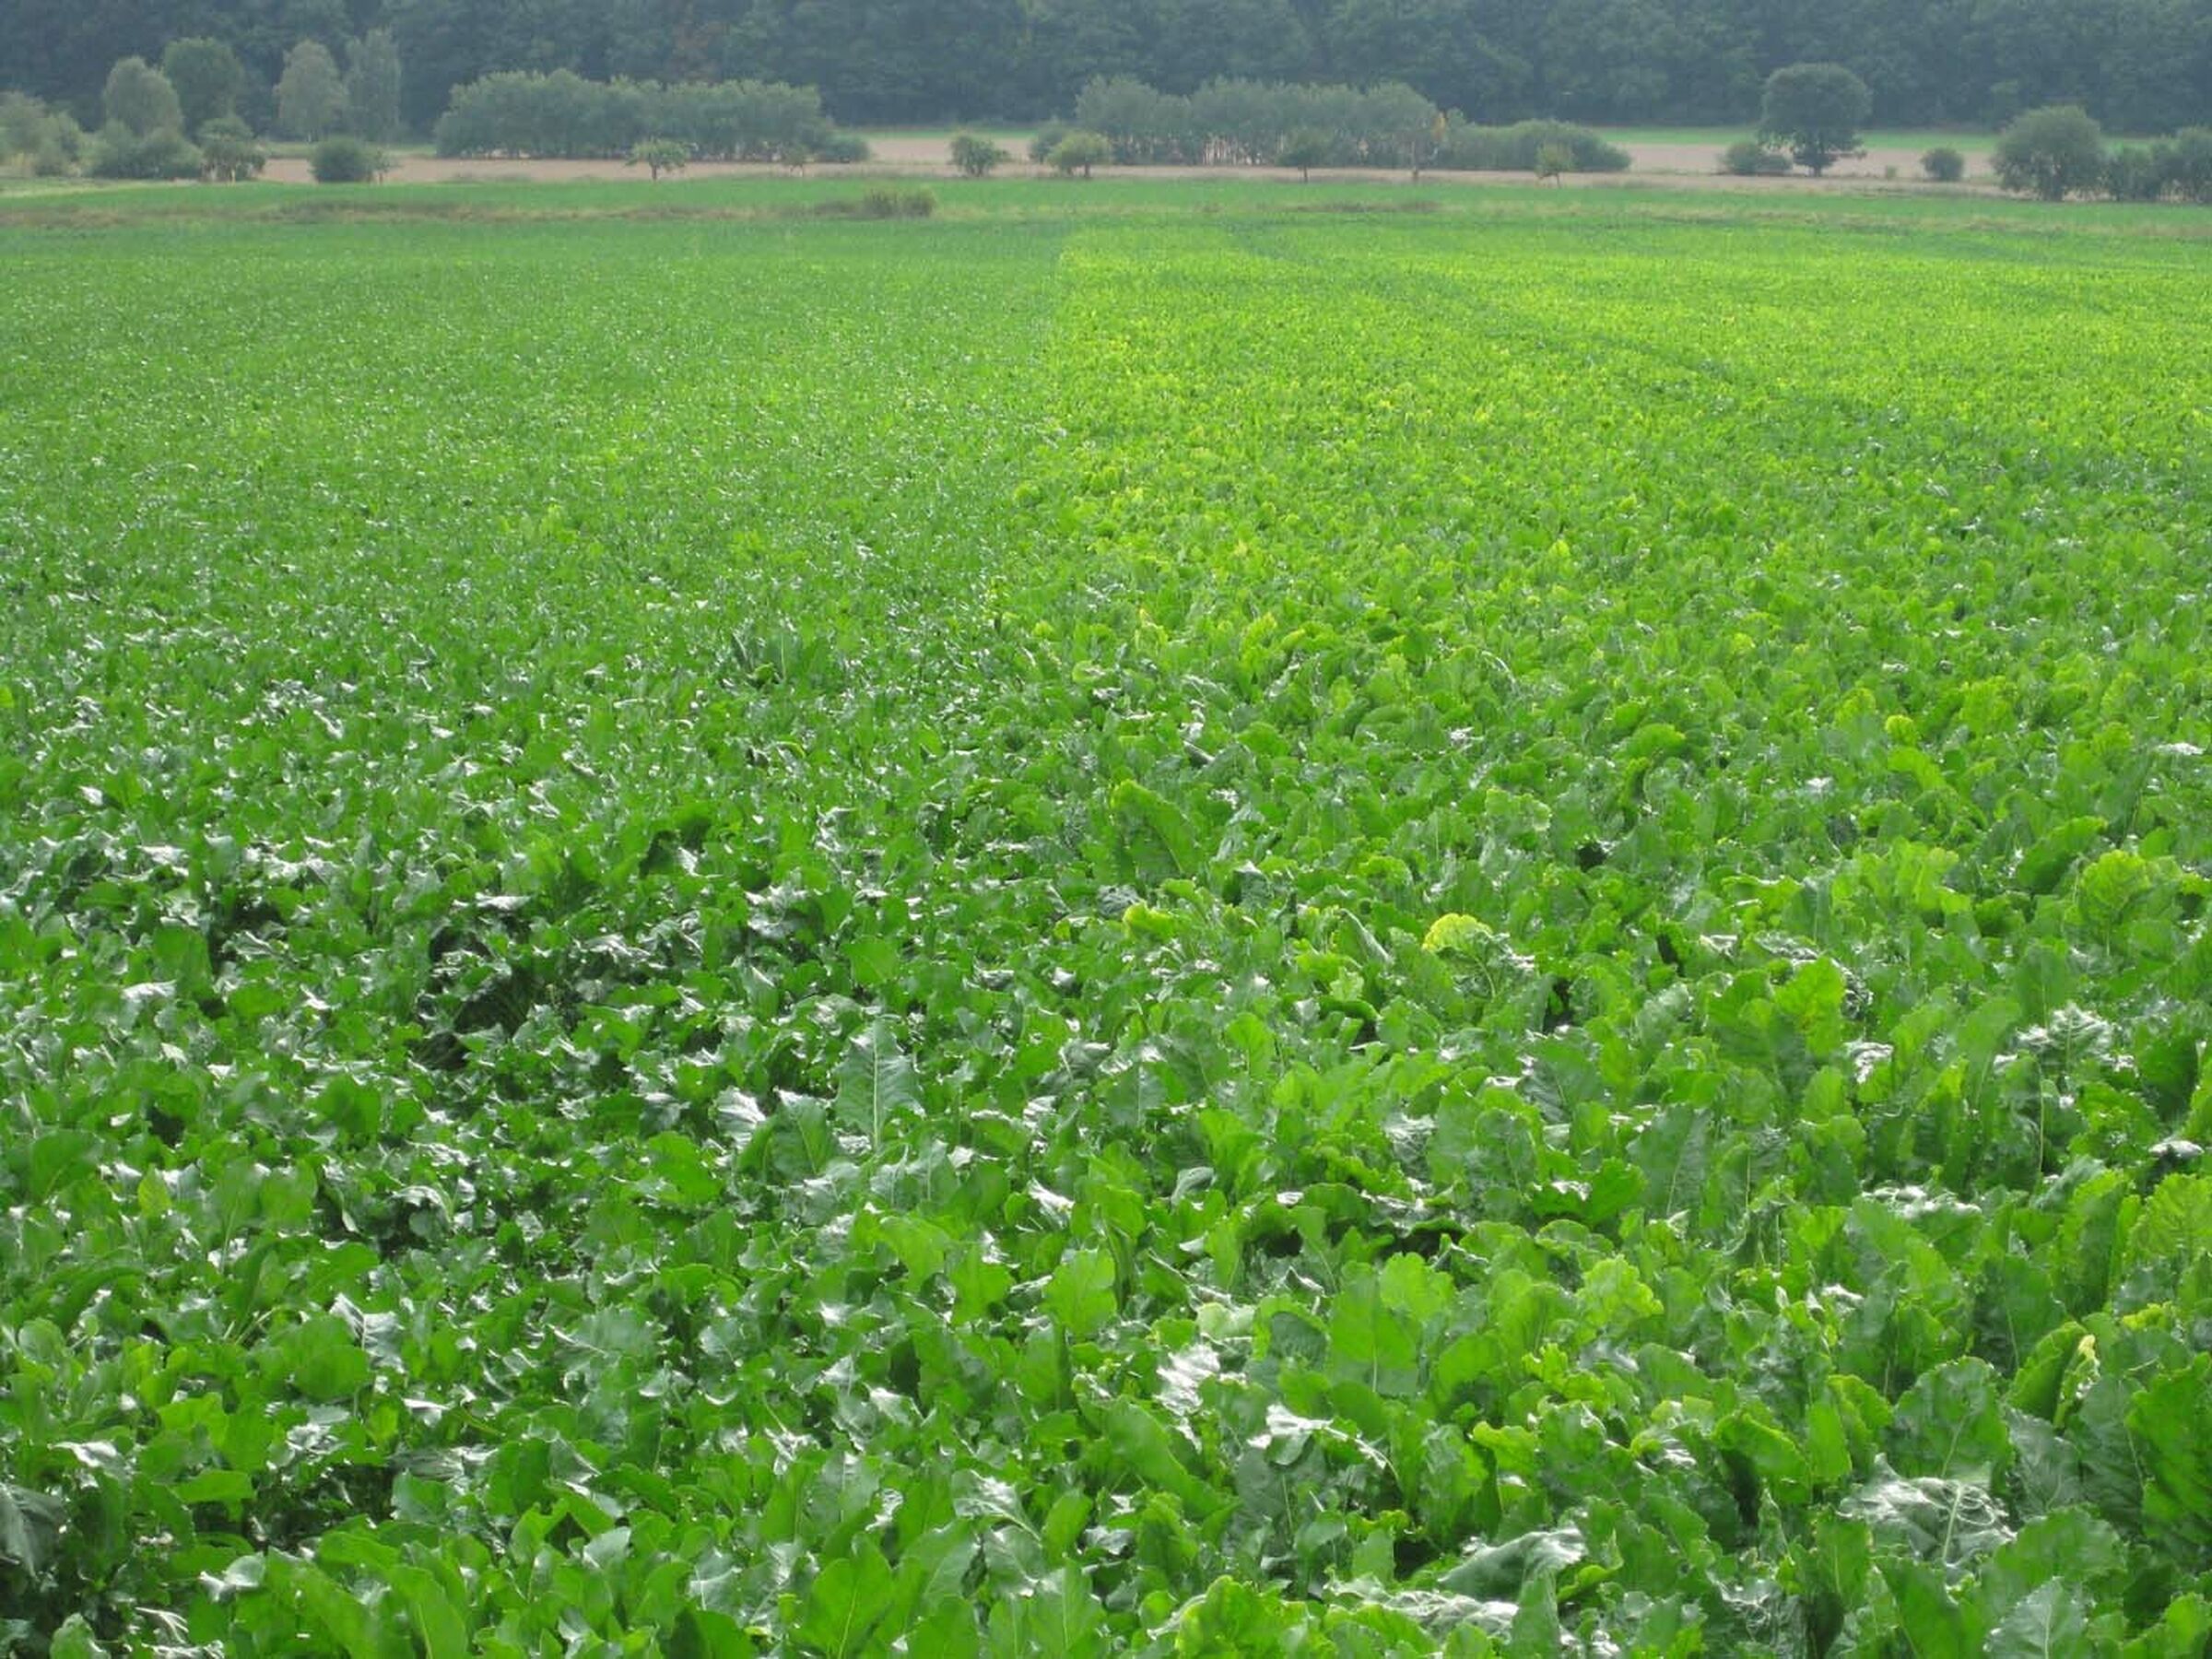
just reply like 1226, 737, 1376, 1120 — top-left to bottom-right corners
1, 194, 2209, 1653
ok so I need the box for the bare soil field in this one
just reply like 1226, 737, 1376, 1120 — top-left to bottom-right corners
261, 135, 1996, 192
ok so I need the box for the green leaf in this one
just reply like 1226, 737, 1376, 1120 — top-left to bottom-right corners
2129, 1173, 2212, 1281
836, 1016, 920, 1143
2075, 849, 2153, 936
1045, 1249, 1118, 1341
1838, 1477, 2010, 1574
388, 1562, 470, 1659
1439, 1528, 1585, 1598
1986, 1580, 2090, 1658
983, 1564, 1108, 1658
0, 1483, 61, 1575
1326, 1265, 1422, 1398
2126, 1358, 2212, 1559
1110, 780, 1199, 883
1888, 1357, 2011, 1482
1879, 1558, 1983, 1657
2016, 816, 2104, 896
1975, 1508, 2127, 1629
1774, 957, 1849, 1055
799, 1542, 898, 1659
48, 1618, 110, 1659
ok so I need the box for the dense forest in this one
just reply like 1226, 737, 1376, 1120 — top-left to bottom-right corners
3, 0, 2207, 133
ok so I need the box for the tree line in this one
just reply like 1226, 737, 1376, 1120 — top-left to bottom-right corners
3, 0, 2206, 136
0, 33, 401, 181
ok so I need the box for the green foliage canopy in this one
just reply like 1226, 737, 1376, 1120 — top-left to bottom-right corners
1759, 61, 1872, 174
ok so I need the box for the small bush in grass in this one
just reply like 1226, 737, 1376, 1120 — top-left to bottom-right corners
1028, 124, 1068, 164
818, 184, 935, 218
1721, 139, 1791, 176
949, 133, 1008, 176
1921, 146, 1966, 182
1535, 141, 1573, 183
311, 134, 387, 183
1049, 131, 1111, 178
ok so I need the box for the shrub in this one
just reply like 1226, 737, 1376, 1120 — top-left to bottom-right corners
1921, 146, 1966, 182
807, 132, 871, 165
311, 134, 386, 182
820, 185, 935, 218
1049, 131, 1111, 178
89, 122, 203, 180
1441, 120, 1628, 173
1993, 104, 2105, 199
1759, 62, 1870, 174
1028, 123, 1069, 164
1, 93, 84, 174
949, 132, 1008, 176
628, 137, 690, 179
2102, 145, 2166, 201
1535, 141, 1574, 182
198, 114, 265, 182
2162, 127, 2212, 203
1721, 138, 1791, 176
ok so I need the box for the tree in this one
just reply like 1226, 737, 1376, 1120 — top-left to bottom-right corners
1759, 63, 1871, 176
345, 30, 404, 142
949, 132, 1010, 176
276, 41, 348, 140
1278, 126, 1331, 180
1048, 130, 1111, 176
198, 114, 266, 181
627, 137, 689, 179
103, 57, 185, 139
161, 40, 246, 135
1992, 104, 2104, 199
1535, 140, 1573, 182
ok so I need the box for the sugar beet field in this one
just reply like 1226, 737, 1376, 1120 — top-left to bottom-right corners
2, 182, 2209, 1654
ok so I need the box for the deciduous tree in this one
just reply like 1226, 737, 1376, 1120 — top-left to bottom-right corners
276, 40, 347, 140
161, 39, 246, 134
1759, 63, 1871, 175
1993, 103, 2105, 198
103, 57, 184, 139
